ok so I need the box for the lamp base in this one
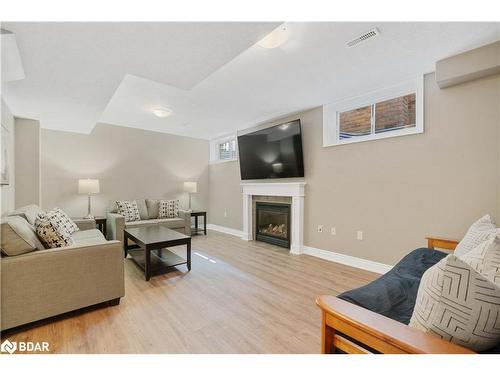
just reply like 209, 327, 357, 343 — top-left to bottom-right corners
83, 214, 95, 220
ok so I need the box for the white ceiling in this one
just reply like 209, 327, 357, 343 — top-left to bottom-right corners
1, 22, 279, 134
2, 22, 499, 138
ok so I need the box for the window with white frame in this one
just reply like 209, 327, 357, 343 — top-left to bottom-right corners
323, 77, 423, 147
210, 134, 238, 163
218, 138, 237, 160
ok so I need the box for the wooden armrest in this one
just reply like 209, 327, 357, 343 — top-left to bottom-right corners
316, 295, 474, 354
426, 236, 459, 251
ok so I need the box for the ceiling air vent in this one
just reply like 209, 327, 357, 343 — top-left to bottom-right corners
346, 28, 380, 47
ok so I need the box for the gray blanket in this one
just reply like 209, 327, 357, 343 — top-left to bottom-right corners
338, 248, 446, 324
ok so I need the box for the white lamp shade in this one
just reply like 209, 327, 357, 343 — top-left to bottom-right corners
78, 179, 100, 195
183, 181, 197, 193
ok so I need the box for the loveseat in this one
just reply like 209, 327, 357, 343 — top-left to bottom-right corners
106, 199, 191, 248
1, 205, 125, 331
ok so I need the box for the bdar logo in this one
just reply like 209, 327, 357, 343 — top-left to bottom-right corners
1, 339, 17, 354
1, 339, 49, 353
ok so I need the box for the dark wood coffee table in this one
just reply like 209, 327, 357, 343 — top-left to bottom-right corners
124, 226, 191, 281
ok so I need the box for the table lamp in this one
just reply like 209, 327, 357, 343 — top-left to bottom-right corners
183, 181, 197, 210
78, 179, 100, 219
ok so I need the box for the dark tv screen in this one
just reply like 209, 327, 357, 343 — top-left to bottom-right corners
238, 120, 304, 180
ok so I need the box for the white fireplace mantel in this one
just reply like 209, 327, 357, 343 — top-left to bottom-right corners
241, 182, 306, 255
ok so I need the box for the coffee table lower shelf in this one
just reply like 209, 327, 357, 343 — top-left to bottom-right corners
128, 248, 188, 279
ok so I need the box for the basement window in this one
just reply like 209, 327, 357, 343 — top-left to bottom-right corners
323, 77, 423, 147
210, 134, 238, 163
219, 139, 237, 160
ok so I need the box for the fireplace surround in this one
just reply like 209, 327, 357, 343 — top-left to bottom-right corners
241, 182, 306, 254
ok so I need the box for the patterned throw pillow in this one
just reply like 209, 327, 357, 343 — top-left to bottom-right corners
116, 200, 141, 222
455, 215, 497, 257
158, 200, 179, 219
409, 254, 500, 351
459, 231, 500, 284
35, 212, 74, 248
46, 208, 79, 235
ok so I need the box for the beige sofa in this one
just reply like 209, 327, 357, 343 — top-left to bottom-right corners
106, 199, 191, 248
1, 205, 125, 331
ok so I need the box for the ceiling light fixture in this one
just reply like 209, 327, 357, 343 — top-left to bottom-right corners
152, 107, 172, 118
257, 25, 289, 49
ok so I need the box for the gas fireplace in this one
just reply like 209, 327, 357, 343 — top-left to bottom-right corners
255, 202, 291, 248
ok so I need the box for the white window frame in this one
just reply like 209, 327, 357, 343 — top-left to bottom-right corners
209, 133, 238, 164
323, 77, 424, 147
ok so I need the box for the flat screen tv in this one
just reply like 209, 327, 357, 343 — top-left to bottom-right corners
238, 119, 304, 180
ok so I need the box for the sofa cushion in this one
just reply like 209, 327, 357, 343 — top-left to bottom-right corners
159, 199, 179, 219
409, 254, 500, 352
124, 219, 159, 228
145, 199, 160, 219
116, 200, 141, 222
110, 199, 148, 220
35, 212, 74, 248
157, 218, 185, 228
455, 214, 497, 257
1, 217, 46, 256
71, 229, 106, 246
8, 204, 43, 226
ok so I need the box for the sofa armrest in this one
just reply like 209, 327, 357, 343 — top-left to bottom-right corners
73, 218, 96, 231
107, 213, 125, 243
426, 236, 459, 251
178, 210, 191, 236
1, 241, 124, 330
316, 295, 474, 354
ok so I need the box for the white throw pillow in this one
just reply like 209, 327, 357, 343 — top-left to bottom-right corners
409, 254, 500, 351
158, 200, 179, 219
35, 212, 74, 248
116, 200, 141, 222
459, 230, 500, 284
8, 204, 43, 226
46, 208, 79, 235
454, 215, 496, 257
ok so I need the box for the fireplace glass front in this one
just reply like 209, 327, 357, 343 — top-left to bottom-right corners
255, 202, 291, 248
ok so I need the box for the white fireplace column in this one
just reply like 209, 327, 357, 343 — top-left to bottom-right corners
241, 182, 306, 255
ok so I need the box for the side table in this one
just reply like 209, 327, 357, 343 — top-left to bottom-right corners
190, 211, 207, 235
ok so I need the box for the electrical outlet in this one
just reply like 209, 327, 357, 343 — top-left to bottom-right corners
224, 210, 228, 218
317, 225, 323, 233
357, 231, 363, 240
331, 227, 336, 235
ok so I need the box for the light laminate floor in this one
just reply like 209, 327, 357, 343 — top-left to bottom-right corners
2, 230, 378, 353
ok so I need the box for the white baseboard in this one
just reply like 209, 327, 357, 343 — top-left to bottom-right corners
206, 224, 392, 274
207, 224, 244, 238
303, 246, 393, 274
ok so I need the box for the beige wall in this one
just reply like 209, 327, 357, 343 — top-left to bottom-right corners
15, 118, 41, 208
208, 160, 243, 230
41, 123, 209, 218
209, 72, 500, 265
1, 98, 15, 215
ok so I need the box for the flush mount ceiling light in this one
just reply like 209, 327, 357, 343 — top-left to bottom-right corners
257, 25, 289, 49
152, 107, 172, 118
